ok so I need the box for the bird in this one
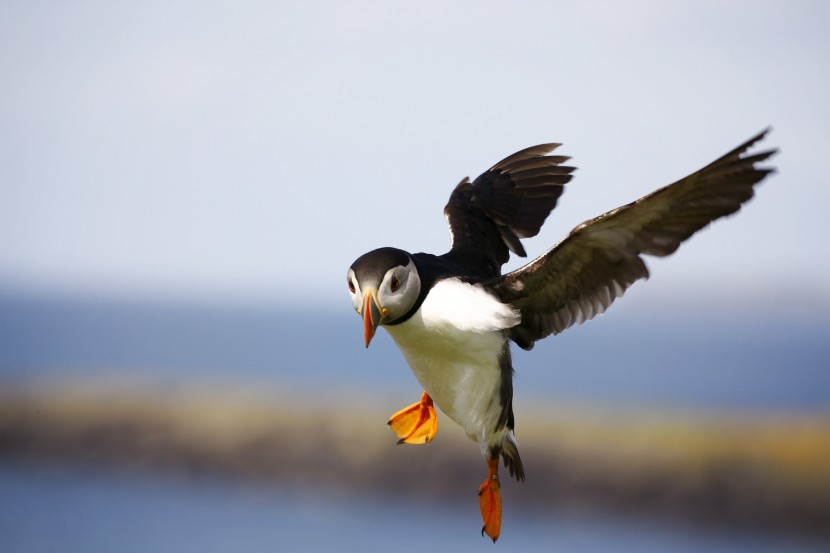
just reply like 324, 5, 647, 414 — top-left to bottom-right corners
346, 129, 777, 542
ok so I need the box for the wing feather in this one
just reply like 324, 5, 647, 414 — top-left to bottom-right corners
488, 128, 778, 350
443, 144, 576, 277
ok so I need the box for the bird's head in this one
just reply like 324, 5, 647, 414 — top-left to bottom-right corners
347, 247, 421, 347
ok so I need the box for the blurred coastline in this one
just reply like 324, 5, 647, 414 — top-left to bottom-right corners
2, 382, 829, 538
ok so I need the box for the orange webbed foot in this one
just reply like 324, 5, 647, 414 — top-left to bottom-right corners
387, 391, 438, 445
478, 457, 502, 543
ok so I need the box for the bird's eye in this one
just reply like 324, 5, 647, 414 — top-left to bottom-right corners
390, 275, 401, 292
348, 278, 356, 293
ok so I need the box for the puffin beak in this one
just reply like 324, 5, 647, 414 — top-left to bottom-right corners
362, 289, 384, 348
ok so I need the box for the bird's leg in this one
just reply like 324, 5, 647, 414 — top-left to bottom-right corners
478, 455, 502, 543
387, 391, 438, 445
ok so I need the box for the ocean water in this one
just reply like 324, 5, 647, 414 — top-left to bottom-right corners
1, 462, 828, 553
1, 293, 828, 411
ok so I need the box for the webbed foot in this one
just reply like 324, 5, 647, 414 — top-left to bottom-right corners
478, 457, 502, 543
387, 391, 438, 445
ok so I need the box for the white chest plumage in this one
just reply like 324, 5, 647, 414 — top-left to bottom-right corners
384, 279, 520, 447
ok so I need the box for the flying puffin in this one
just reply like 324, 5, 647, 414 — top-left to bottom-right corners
346, 129, 777, 542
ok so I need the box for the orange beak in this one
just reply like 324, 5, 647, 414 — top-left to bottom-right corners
362, 290, 383, 348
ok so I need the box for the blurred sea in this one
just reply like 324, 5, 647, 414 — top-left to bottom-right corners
1, 293, 829, 552
1, 293, 828, 411
2, 460, 828, 553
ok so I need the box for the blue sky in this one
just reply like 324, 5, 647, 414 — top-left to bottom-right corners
2, 1, 828, 312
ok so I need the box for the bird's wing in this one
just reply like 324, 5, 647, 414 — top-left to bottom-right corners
442, 144, 576, 277
487, 129, 778, 350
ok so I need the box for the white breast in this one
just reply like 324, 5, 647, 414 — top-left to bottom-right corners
384, 279, 520, 446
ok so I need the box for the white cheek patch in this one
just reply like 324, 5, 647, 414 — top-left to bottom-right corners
377, 260, 421, 321
420, 278, 520, 333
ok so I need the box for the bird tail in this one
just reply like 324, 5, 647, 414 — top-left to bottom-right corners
500, 431, 525, 482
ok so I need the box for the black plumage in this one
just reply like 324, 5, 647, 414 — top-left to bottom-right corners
442, 143, 576, 278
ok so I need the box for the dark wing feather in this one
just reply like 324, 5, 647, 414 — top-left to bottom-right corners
488, 128, 778, 350
442, 144, 576, 278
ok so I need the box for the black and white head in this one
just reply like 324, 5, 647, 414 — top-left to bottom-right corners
347, 247, 421, 347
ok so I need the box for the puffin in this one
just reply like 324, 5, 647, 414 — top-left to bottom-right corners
346, 129, 777, 542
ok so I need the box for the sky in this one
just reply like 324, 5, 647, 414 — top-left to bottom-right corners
2, 1, 829, 312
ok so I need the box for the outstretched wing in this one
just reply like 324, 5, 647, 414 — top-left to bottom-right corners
442, 144, 576, 278
488, 129, 778, 350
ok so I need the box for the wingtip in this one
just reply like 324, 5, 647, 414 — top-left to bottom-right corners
745, 126, 775, 152
490, 143, 563, 171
